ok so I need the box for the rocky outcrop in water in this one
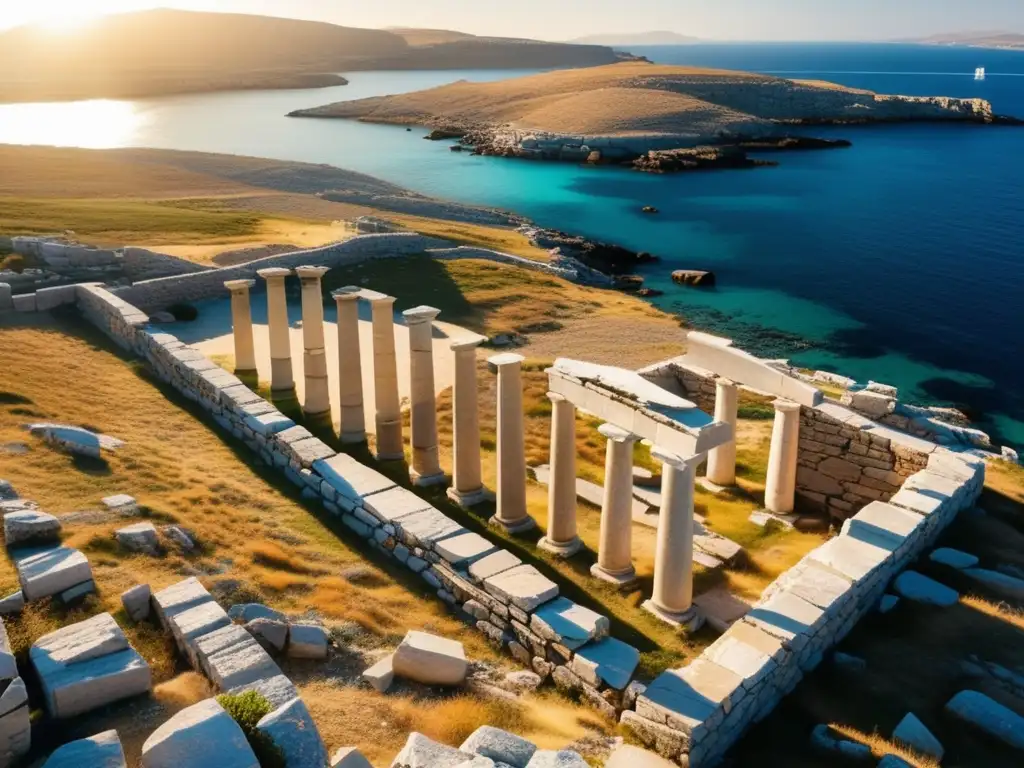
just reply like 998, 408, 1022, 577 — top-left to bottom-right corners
633, 147, 776, 173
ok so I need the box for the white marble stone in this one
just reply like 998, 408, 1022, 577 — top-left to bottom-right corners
141, 698, 259, 768
893, 571, 959, 607
483, 565, 559, 612
393, 631, 468, 686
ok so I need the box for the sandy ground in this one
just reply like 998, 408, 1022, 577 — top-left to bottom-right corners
517, 315, 686, 369
177, 297, 478, 431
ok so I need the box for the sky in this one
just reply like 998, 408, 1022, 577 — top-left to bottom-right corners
3, 0, 1023, 41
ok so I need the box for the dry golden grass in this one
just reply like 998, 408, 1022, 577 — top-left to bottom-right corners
829, 724, 940, 768
388, 214, 552, 261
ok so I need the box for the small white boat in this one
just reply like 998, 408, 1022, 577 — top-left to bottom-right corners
975, 67, 986, 80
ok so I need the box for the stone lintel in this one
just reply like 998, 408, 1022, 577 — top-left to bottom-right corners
331, 285, 362, 302
223, 279, 256, 292
402, 305, 441, 324
294, 265, 330, 280
256, 268, 292, 279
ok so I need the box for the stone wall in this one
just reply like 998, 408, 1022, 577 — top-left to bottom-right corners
639, 358, 933, 521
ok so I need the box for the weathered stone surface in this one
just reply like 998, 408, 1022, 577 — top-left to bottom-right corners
963, 568, 1024, 599
313, 454, 396, 508
115, 522, 160, 554
435, 532, 497, 567
391, 732, 473, 768
0, 621, 17, 681
256, 696, 328, 768
43, 729, 126, 767
27, 423, 125, 457
229, 673, 298, 710
360, 486, 432, 522
395, 508, 465, 549
0, 482, 15, 502
606, 744, 677, 768
945, 690, 1024, 752
841, 502, 924, 552
504, 670, 543, 693
0, 591, 24, 615
173, 601, 232, 661
484, 565, 559, 612
893, 571, 959, 607
531, 598, 609, 650
460, 725, 537, 767
362, 654, 394, 692
525, 750, 589, 767
469, 550, 522, 583
4, 509, 61, 547
570, 637, 640, 690
61, 579, 96, 604
121, 584, 152, 623
245, 618, 288, 654
163, 525, 196, 551
619, 711, 689, 761
331, 746, 373, 768
806, 536, 888, 583
101, 494, 138, 515
15, 545, 93, 601
393, 631, 467, 686
892, 712, 944, 759
228, 603, 287, 624
0, 679, 29, 764
929, 548, 979, 570
194, 625, 278, 690
288, 623, 329, 659
0, 676, 26, 716
743, 591, 824, 648
31, 613, 152, 718
141, 698, 259, 768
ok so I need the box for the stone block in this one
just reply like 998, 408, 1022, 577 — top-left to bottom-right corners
743, 591, 825, 649
392, 630, 467, 686
14, 545, 93, 602
841, 501, 924, 552
228, 603, 287, 624
888, 487, 945, 517
391, 732, 473, 768
41, 729, 126, 767
244, 618, 287, 654
0, 677, 29, 763
229, 674, 298, 710
288, 623, 329, 659
121, 584, 151, 622
569, 636, 639, 690
0, 592, 23, 616
531, 597, 609, 650
893, 571, 959, 607
116, 522, 160, 554
526, 750, 589, 767
434, 532, 497, 567
460, 725, 537, 767
484, 565, 559, 613
769, 561, 852, 614
806, 535, 889, 583
945, 689, 1024, 751
313, 454, 396, 509
141, 698, 259, 768
361, 654, 394, 692
619, 711, 690, 761
256, 697, 328, 768
244, 412, 294, 437
929, 547, 978, 570
360, 486, 432, 523
469, 550, 522, 583
173, 601, 232, 661
395, 508, 465, 549
892, 712, 944, 760
101, 494, 138, 515
331, 747, 372, 768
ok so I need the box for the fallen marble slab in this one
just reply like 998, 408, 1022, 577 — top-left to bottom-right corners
0, 676, 29, 765
361, 654, 394, 693
0, 617, 17, 680
4, 509, 61, 547
101, 495, 138, 516
14, 545, 93, 602
391, 732, 474, 768
530, 597, 609, 651
945, 690, 1024, 752
121, 584, 151, 623
256, 697, 328, 768
569, 636, 640, 691
26, 423, 125, 457
141, 698, 259, 768
531, 465, 651, 520
31, 613, 151, 718
963, 568, 1024, 600
228, 603, 287, 624
393, 630, 467, 686
483, 564, 559, 613
288, 623, 329, 660
892, 712, 944, 760
929, 548, 979, 570
693, 586, 752, 633
331, 746, 372, 768
42, 729, 126, 767
460, 725, 537, 767
116, 522, 160, 555
893, 571, 959, 607
193, 624, 279, 691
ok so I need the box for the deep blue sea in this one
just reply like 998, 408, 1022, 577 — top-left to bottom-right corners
0, 43, 1021, 447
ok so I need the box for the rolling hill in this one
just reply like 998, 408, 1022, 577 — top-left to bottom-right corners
911, 31, 1024, 50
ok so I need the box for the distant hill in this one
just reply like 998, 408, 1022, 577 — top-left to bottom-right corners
0, 10, 623, 103
910, 31, 1024, 49
569, 31, 700, 46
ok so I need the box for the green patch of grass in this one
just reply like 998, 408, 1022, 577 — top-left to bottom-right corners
217, 691, 285, 768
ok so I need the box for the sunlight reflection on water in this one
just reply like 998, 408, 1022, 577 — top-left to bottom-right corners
0, 99, 143, 148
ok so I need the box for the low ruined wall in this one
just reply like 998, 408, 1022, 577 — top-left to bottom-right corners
640, 358, 931, 521
427, 246, 579, 281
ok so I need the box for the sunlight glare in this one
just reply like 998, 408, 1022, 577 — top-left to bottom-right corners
0, 100, 144, 149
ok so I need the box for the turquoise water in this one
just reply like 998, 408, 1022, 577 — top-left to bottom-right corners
0, 44, 1021, 447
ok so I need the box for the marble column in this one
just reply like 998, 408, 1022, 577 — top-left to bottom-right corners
404, 305, 446, 486
257, 267, 294, 393
332, 286, 365, 444
765, 399, 801, 514
368, 292, 403, 461
539, 393, 582, 557
591, 424, 639, 586
705, 378, 739, 486
488, 353, 535, 534
224, 279, 257, 374
643, 449, 703, 628
295, 266, 331, 417
447, 335, 488, 507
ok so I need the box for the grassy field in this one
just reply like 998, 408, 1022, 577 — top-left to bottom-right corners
0, 315, 610, 765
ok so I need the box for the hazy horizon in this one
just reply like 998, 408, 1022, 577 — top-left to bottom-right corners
3, 0, 1023, 42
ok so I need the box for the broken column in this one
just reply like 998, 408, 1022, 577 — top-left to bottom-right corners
295, 266, 331, 418
367, 291, 403, 461
705, 378, 739, 486
764, 399, 801, 514
447, 335, 487, 507
488, 353, 535, 534
257, 268, 294, 393
224, 279, 257, 374
404, 306, 445, 486
591, 424, 639, 586
643, 448, 702, 627
332, 286, 365, 444
539, 393, 582, 557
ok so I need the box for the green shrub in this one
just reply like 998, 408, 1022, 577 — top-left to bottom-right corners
216, 691, 285, 768
738, 402, 776, 420
168, 302, 199, 322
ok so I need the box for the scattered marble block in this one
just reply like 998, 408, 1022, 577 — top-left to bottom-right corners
606, 744, 677, 768
14, 545, 93, 602
121, 584, 151, 623
892, 712, 944, 760
963, 568, 1024, 600
693, 585, 752, 633
878, 594, 900, 614
0, 592, 23, 616
570, 637, 640, 691
162, 526, 196, 552
26, 423, 125, 458
229, 603, 287, 624
101, 495, 138, 516
288, 623, 329, 660
929, 548, 979, 570
0, 676, 30, 765
0, 482, 15, 502
42, 729, 126, 767
141, 698, 259, 768
245, 618, 288, 654
945, 690, 1024, 752
31, 613, 152, 718
748, 510, 796, 531
116, 522, 160, 555
4, 509, 61, 547
504, 671, 542, 693
361, 654, 394, 693
256, 697, 328, 768
531, 597, 609, 650
526, 749, 590, 767
331, 746, 373, 768
0, 621, 18, 680
393, 631, 467, 686
192, 625, 278, 691
893, 571, 959, 607
391, 732, 473, 768
460, 725, 537, 767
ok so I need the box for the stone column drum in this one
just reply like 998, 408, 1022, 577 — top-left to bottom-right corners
367, 291, 403, 461
643, 449, 703, 628
705, 378, 739, 486
539, 393, 582, 557
224, 279, 257, 374
332, 286, 365, 444
295, 266, 331, 417
488, 353, 535, 534
591, 424, 639, 587
447, 335, 488, 507
403, 306, 446, 486
764, 399, 802, 514
256, 268, 294, 393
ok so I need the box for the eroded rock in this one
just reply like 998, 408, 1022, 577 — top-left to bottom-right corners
392, 631, 467, 686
